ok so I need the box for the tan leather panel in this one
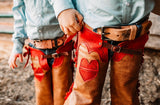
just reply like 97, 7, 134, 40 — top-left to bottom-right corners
34, 71, 53, 105
110, 55, 142, 105
65, 44, 109, 105
52, 52, 73, 105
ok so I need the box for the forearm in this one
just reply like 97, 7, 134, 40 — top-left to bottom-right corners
12, 0, 27, 54
152, 0, 160, 16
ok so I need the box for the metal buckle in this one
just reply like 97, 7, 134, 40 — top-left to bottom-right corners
100, 26, 121, 41
42, 53, 59, 59
111, 45, 121, 53
33, 40, 42, 46
51, 53, 60, 58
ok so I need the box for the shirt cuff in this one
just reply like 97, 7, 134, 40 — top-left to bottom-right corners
12, 40, 24, 54
53, 0, 74, 17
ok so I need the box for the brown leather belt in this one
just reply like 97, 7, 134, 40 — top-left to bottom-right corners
29, 34, 67, 49
42, 52, 69, 58
102, 42, 143, 55
84, 20, 152, 55
84, 20, 152, 41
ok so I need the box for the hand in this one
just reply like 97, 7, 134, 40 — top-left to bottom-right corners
8, 53, 23, 69
58, 9, 83, 35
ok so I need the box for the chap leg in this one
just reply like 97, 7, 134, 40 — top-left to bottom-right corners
110, 54, 142, 105
31, 54, 53, 105
64, 27, 109, 105
110, 34, 148, 105
52, 51, 73, 105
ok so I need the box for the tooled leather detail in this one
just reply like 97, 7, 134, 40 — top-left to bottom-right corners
79, 58, 99, 82
78, 27, 108, 62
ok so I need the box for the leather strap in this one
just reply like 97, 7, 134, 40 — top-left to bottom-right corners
102, 42, 143, 55
84, 20, 152, 41
42, 52, 69, 58
29, 34, 67, 49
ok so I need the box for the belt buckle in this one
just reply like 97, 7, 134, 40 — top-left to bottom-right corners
33, 40, 42, 46
100, 26, 121, 41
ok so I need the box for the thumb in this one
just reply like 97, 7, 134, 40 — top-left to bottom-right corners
75, 11, 83, 24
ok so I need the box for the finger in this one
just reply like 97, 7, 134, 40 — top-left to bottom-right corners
67, 31, 76, 36
72, 23, 82, 32
64, 27, 70, 35
9, 60, 15, 69
8, 57, 11, 65
9, 61, 12, 68
12, 61, 17, 68
75, 11, 83, 24
68, 26, 78, 34
8, 57, 13, 68
64, 28, 76, 36
11, 64, 14, 69
19, 54, 23, 63
12, 56, 18, 68
60, 25, 65, 33
73, 12, 83, 32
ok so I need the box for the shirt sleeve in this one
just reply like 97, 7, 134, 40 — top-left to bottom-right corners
12, 0, 28, 54
48, 0, 75, 17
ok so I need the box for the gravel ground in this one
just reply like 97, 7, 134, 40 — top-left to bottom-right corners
0, 49, 160, 105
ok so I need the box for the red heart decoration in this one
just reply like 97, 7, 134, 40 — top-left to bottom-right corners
31, 64, 44, 81
79, 58, 99, 82
34, 67, 44, 81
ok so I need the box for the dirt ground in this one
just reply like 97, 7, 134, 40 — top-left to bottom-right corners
0, 34, 160, 105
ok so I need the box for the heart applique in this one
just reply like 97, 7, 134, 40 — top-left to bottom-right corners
31, 64, 45, 81
34, 67, 45, 81
79, 58, 99, 82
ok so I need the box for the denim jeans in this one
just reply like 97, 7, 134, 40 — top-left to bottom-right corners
29, 43, 57, 68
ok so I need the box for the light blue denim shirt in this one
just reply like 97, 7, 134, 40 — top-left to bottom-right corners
12, 0, 64, 54
52, 0, 155, 29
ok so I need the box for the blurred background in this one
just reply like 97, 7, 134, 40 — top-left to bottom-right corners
0, 0, 160, 105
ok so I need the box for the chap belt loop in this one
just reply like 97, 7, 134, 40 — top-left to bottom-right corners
102, 42, 143, 55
